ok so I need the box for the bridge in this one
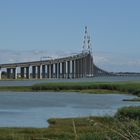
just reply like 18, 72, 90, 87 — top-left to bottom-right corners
0, 27, 111, 80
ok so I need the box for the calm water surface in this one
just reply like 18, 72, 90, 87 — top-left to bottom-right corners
0, 91, 140, 127
0, 76, 140, 86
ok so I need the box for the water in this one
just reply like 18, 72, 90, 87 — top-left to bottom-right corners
0, 76, 140, 86
0, 91, 139, 128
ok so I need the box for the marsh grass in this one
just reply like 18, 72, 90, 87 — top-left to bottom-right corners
0, 86, 32, 91
0, 81, 140, 97
123, 97, 140, 101
31, 81, 140, 96
115, 106, 140, 120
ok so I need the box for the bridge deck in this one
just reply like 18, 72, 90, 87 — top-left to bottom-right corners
0, 52, 88, 68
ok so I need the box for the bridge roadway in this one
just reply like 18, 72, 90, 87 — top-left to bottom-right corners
0, 52, 93, 80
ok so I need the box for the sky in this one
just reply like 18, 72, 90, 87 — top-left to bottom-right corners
0, 0, 140, 72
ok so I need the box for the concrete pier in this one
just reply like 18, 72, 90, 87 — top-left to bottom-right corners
54, 63, 58, 78
7, 68, 11, 79
67, 61, 70, 79
26, 67, 30, 79
0, 68, 1, 80
13, 68, 17, 79
51, 64, 53, 78
32, 66, 36, 79
21, 67, 25, 78
37, 66, 41, 79
75, 60, 79, 78
58, 63, 60, 78
62, 62, 66, 78
42, 65, 46, 78
47, 65, 49, 78
72, 60, 75, 79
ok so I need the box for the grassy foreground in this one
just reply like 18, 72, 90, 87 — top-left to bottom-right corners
0, 106, 139, 140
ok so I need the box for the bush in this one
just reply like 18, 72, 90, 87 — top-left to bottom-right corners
132, 90, 140, 96
115, 106, 140, 120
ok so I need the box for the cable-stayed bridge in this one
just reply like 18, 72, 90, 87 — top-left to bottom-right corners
0, 27, 112, 79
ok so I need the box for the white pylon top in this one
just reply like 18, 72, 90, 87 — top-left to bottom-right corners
82, 26, 92, 53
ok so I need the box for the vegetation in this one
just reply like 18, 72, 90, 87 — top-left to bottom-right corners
0, 82, 140, 139
0, 81, 140, 100
0, 86, 32, 92
31, 81, 140, 96
0, 106, 139, 140
123, 97, 140, 102
115, 106, 140, 120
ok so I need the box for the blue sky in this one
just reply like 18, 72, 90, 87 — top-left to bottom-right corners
0, 0, 140, 72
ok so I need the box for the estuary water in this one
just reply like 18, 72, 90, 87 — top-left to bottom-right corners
0, 91, 140, 128
0, 76, 140, 86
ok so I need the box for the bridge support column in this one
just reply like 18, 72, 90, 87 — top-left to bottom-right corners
81, 58, 85, 78
42, 65, 46, 78
47, 65, 51, 78
20, 67, 25, 78
90, 55, 94, 76
13, 68, 17, 79
75, 60, 79, 78
32, 66, 36, 79
86, 54, 91, 76
62, 62, 64, 78
85, 55, 89, 76
67, 61, 70, 79
0, 68, 1, 80
65, 62, 67, 78
75, 60, 78, 78
7, 68, 11, 79
55, 63, 57, 78
47, 65, 49, 78
72, 60, 75, 79
78, 59, 81, 78
26, 67, 30, 79
78, 59, 82, 78
83, 58, 86, 77
64, 62, 66, 78
51, 64, 53, 78
62, 62, 66, 78
58, 63, 60, 78
37, 66, 41, 79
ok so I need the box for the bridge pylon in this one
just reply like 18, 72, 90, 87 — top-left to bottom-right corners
82, 26, 92, 53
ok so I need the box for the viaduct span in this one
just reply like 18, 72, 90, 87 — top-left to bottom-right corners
0, 27, 110, 80
0, 51, 110, 80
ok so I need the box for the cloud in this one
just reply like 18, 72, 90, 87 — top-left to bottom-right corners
94, 51, 140, 72
0, 49, 69, 63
